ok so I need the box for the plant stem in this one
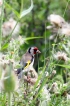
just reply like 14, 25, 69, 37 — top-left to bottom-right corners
8, 92, 12, 106
20, 0, 24, 14
0, 0, 4, 50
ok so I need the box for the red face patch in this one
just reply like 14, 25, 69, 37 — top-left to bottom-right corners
34, 47, 38, 54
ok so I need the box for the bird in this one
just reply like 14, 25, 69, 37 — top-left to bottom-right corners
16, 46, 41, 77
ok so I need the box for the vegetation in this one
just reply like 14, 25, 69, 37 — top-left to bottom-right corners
0, 0, 70, 106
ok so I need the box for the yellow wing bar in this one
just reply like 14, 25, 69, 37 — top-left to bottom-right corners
24, 60, 31, 69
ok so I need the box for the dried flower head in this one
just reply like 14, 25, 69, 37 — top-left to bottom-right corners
41, 85, 50, 101
47, 14, 65, 27
0, 0, 3, 15
0, 54, 9, 79
46, 25, 53, 30
54, 51, 69, 61
52, 70, 56, 75
0, 53, 6, 61
0, 0, 3, 6
49, 82, 59, 93
45, 71, 49, 77
67, 94, 70, 100
2, 18, 20, 38
49, 35, 56, 40
59, 23, 70, 36
23, 67, 38, 85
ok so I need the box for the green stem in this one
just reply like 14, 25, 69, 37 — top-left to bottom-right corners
0, 0, 4, 50
20, 0, 24, 14
44, 22, 47, 66
8, 92, 12, 106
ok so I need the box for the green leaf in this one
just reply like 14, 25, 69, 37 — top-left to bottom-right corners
1, 43, 9, 51
24, 36, 43, 41
20, 0, 33, 18
55, 64, 70, 69
5, 2, 20, 18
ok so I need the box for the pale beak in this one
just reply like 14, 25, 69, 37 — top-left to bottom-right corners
37, 50, 41, 53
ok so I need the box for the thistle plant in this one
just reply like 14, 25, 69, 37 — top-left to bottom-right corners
0, 60, 19, 106
0, 0, 70, 106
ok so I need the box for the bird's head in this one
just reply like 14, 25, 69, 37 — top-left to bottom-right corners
28, 47, 41, 56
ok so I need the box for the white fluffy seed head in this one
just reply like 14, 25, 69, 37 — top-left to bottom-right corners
47, 14, 65, 27
2, 18, 20, 38
53, 51, 69, 61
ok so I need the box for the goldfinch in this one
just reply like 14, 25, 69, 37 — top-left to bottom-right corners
17, 47, 41, 75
